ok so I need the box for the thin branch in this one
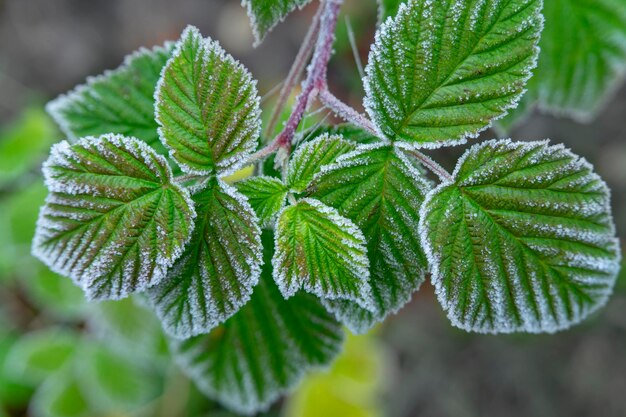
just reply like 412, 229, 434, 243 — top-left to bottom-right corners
318, 88, 378, 136
405, 149, 453, 182
250, 0, 343, 167
264, 6, 323, 138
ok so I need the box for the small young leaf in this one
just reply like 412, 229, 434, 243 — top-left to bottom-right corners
273, 198, 373, 310
32, 134, 196, 300
286, 134, 356, 193
242, 0, 313, 46
364, 0, 542, 147
420, 139, 621, 333
155, 26, 261, 175
236, 176, 289, 228
47, 44, 172, 155
310, 144, 432, 333
171, 231, 344, 415
149, 179, 262, 339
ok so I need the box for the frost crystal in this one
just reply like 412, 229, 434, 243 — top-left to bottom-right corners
310, 143, 432, 333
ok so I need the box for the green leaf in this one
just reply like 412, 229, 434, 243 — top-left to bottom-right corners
155, 26, 261, 175
171, 231, 344, 414
149, 179, 262, 339
420, 139, 621, 333
529, 0, 626, 120
47, 44, 172, 155
30, 371, 90, 417
318, 124, 381, 145
88, 297, 167, 360
33, 134, 196, 300
273, 198, 373, 309
310, 144, 431, 333
242, 0, 313, 46
286, 134, 356, 193
23, 268, 86, 320
364, 0, 542, 147
0, 108, 57, 187
236, 176, 289, 228
0, 336, 33, 408
5, 329, 78, 385
77, 342, 162, 411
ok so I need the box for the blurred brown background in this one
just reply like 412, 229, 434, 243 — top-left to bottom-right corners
1, 1, 625, 416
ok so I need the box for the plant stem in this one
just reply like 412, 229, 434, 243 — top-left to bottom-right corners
264, 6, 322, 139
247, 0, 453, 184
318, 91, 453, 182
404, 149, 453, 182
248, 0, 343, 167
318, 88, 378, 136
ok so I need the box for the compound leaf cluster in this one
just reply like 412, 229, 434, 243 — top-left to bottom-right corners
32, 0, 625, 413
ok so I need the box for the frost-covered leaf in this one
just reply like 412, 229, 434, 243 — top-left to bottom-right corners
47, 44, 172, 155
273, 198, 373, 309
420, 139, 621, 333
242, 0, 313, 46
364, 0, 542, 147
171, 231, 344, 415
155, 26, 261, 175
287, 134, 356, 193
236, 176, 288, 228
319, 124, 381, 145
310, 144, 431, 333
32, 134, 196, 300
527, 0, 626, 121
149, 179, 262, 339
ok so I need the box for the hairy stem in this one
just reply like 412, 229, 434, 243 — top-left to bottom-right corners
264, 6, 323, 139
318, 91, 453, 182
404, 149, 453, 182
248, 0, 452, 184
318, 88, 378, 136
248, 0, 342, 167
